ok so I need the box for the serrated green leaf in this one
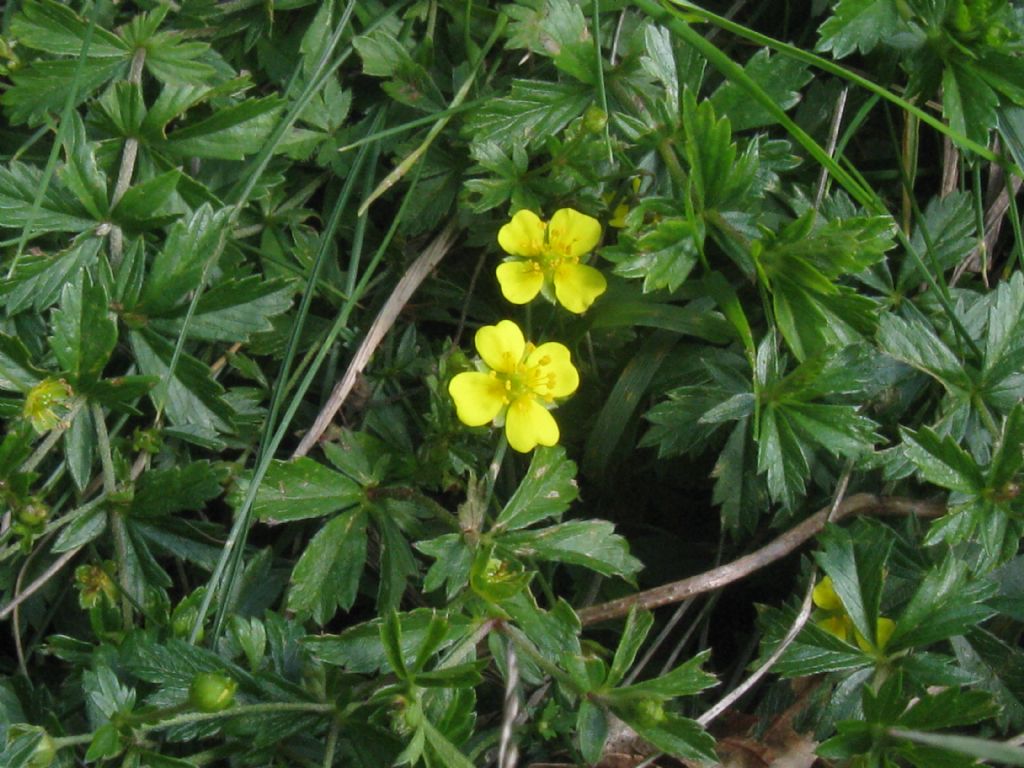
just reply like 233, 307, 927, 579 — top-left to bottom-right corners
60, 111, 108, 220
53, 503, 107, 552
712, 418, 767, 533
610, 215, 700, 293
11, 0, 127, 57
616, 650, 715, 698
111, 169, 181, 226
417, 533, 473, 600
0, 334, 45, 392
816, 0, 915, 58
684, 94, 756, 212
0, 161, 96, 233
2, 236, 103, 315
502, 520, 642, 577
815, 523, 893, 645
890, 556, 996, 650
606, 610, 653, 687
145, 36, 218, 86
163, 96, 283, 160
463, 79, 591, 150
253, 458, 363, 522
50, 273, 116, 388
2, 58, 126, 127
878, 312, 970, 392
757, 405, 809, 509
128, 328, 235, 433
377, 511, 417, 613
64, 404, 94, 490
613, 709, 716, 763
901, 192, 976, 287
711, 48, 811, 131
150, 276, 293, 342
943, 61, 999, 147
288, 508, 367, 623
785, 402, 878, 458
760, 605, 873, 676
901, 426, 984, 494
131, 461, 221, 518
495, 446, 578, 531
136, 204, 230, 316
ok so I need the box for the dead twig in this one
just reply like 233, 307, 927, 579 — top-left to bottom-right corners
577, 493, 944, 626
292, 220, 459, 458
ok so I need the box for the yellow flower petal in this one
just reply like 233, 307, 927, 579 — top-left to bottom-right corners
496, 261, 545, 305
816, 615, 851, 641
548, 208, 602, 258
855, 616, 896, 654
505, 395, 559, 452
553, 262, 607, 314
526, 342, 579, 398
498, 209, 546, 257
448, 372, 506, 427
475, 320, 525, 374
812, 576, 843, 611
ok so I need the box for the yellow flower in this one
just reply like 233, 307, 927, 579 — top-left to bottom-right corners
855, 617, 896, 654
812, 575, 844, 612
22, 378, 73, 433
496, 208, 607, 314
449, 320, 579, 452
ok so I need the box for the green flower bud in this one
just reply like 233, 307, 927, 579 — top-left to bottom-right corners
15, 499, 48, 528
583, 104, 608, 133
189, 672, 237, 712
7, 725, 56, 768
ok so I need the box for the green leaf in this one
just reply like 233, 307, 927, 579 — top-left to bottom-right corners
49, 273, 116, 388
898, 688, 998, 731
901, 426, 985, 494
0, 335, 45, 392
380, 610, 408, 679
111, 169, 182, 227
10, 0, 127, 57
815, 523, 894, 645
85, 722, 123, 762
943, 61, 999, 147
613, 709, 716, 763
2, 58, 126, 127
376, 511, 418, 613
53, 503, 107, 552
128, 328, 235, 433
145, 36, 218, 87
502, 520, 642, 577
64, 404, 94, 490
352, 29, 443, 111
760, 605, 872, 676
288, 508, 367, 623
150, 277, 294, 342
982, 272, 1024, 409
463, 79, 591, 151
710, 48, 811, 131
878, 312, 970, 393
0, 161, 96, 233
756, 404, 809, 509
712, 418, 768, 533
305, 609, 475, 674
785, 402, 878, 458
605, 609, 653, 688
608, 214, 701, 293
253, 458, 363, 522
506, 0, 595, 84
495, 446, 578, 531
640, 24, 680, 108
60, 111, 108, 220
136, 204, 230, 316
616, 650, 716, 698
684, 94, 757, 212
131, 461, 221, 518
3, 238, 101, 316
422, 718, 475, 768
901, 192, 976, 287
417, 533, 473, 600
163, 96, 284, 160
816, 0, 916, 58
577, 699, 608, 765
989, 404, 1024, 490
890, 556, 996, 650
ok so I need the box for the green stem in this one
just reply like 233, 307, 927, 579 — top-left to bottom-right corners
501, 623, 579, 691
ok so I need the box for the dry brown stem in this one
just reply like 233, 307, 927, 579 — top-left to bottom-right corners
578, 493, 944, 626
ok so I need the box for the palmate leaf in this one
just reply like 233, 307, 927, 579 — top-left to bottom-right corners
288, 508, 368, 624
877, 311, 972, 394
150, 277, 294, 342
128, 328, 235, 434
161, 96, 284, 160
710, 48, 812, 132
683, 94, 758, 212
463, 79, 591, 151
494, 446, 578, 532
1, 237, 103, 315
0, 161, 97, 233
11, 0, 128, 57
606, 210, 702, 293
2, 58, 127, 126
816, 0, 919, 58
252, 458, 363, 523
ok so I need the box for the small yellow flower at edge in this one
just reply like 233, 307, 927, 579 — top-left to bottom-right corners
449, 320, 579, 453
812, 575, 896, 653
496, 208, 607, 314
